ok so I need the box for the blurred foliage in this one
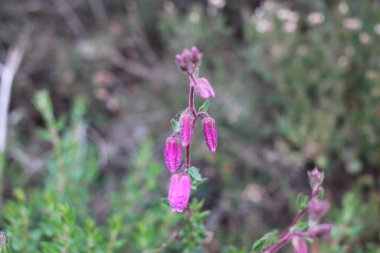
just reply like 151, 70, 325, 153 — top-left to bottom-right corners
1, 0, 380, 252
1, 91, 210, 252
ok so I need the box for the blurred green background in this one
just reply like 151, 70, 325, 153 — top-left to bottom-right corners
0, 0, 379, 252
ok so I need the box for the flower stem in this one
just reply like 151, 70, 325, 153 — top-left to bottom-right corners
185, 72, 198, 168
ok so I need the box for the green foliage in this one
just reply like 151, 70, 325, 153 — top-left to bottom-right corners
186, 167, 207, 190
198, 100, 209, 113
0, 91, 209, 252
296, 193, 309, 210
326, 180, 380, 253
171, 118, 180, 132
180, 199, 210, 253
242, 0, 380, 175
251, 230, 278, 253
1, 0, 380, 251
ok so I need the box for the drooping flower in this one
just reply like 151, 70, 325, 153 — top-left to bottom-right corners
180, 113, 194, 147
168, 173, 191, 212
164, 137, 182, 173
308, 224, 332, 238
292, 237, 308, 253
193, 78, 215, 99
202, 116, 217, 153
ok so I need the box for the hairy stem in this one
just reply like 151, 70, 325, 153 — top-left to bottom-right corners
278, 208, 307, 239
184, 72, 198, 168
266, 234, 291, 253
185, 145, 191, 168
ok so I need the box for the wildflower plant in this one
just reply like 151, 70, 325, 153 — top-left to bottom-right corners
251, 168, 332, 253
165, 46, 217, 213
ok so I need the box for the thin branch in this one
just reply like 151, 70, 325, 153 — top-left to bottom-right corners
0, 30, 28, 153
8, 147, 46, 176
54, 0, 85, 37
87, 0, 108, 25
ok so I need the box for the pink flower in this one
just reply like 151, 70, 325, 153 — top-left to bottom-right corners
292, 237, 308, 253
180, 113, 194, 147
193, 78, 215, 99
168, 173, 191, 212
176, 49, 193, 71
202, 117, 217, 153
308, 199, 330, 221
308, 168, 324, 188
309, 224, 332, 238
191, 46, 201, 65
164, 137, 182, 173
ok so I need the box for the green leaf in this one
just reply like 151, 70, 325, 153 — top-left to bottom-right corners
194, 69, 200, 78
187, 166, 203, 182
161, 197, 170, 207
56, 116, 67, 132
317, 187, 324, 200
171, 119, 179, 132
296, 193, 309, 210
191, 178, 208, 190
290, 221, 308, 232
251, 230, 278, 252
36, 128, 51, 141
198, 100, 209, 113
252, 238, 266, 253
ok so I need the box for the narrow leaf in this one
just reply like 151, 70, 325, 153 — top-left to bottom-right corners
198, 100, 209, 112
171, 119, 179, 132
187, 166, 203, 182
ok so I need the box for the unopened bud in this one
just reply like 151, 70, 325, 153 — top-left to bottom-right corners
202, 116, 217, 153
176, 54, 187, 71
180, 113, 194, 147
191, 46, 201, 65
164, 137, 182, 173
309, 224, 332, 238
308, 199, 330, 221
182, 48, 192, 66
292, 237, 308, 253
168, 173, 191, 212
308, 167, 324, 189
194, 78, 215, 99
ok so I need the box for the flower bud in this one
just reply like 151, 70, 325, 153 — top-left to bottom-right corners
292, 237, 308, 253
176, 54, 187, 71
194, 78, 215, 99
308, 199, 330, 221
191, 46, 201, 65
202, 117, 217, 153
164, 137, 182, 173
182, 49, 192, 66
168, 173, 191, 212
309, 224, 332, 238
308, 167, 324, 189
180, 113, 194, 147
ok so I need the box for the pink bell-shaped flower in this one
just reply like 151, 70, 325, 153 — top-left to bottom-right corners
193, 78, 215, 99
308, 199, 330, 221
168, 173, 191, 212
180, 113, 194, 147
202, 116, 217, 153
292, 237, 308, 253
164, 137, 182, 173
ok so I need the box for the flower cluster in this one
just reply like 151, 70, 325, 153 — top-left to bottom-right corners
254, 168, 332, 253
290, 168, 332, 253
164, 46, 217, 213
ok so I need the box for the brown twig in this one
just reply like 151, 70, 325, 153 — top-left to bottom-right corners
54, 0, 85, 37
